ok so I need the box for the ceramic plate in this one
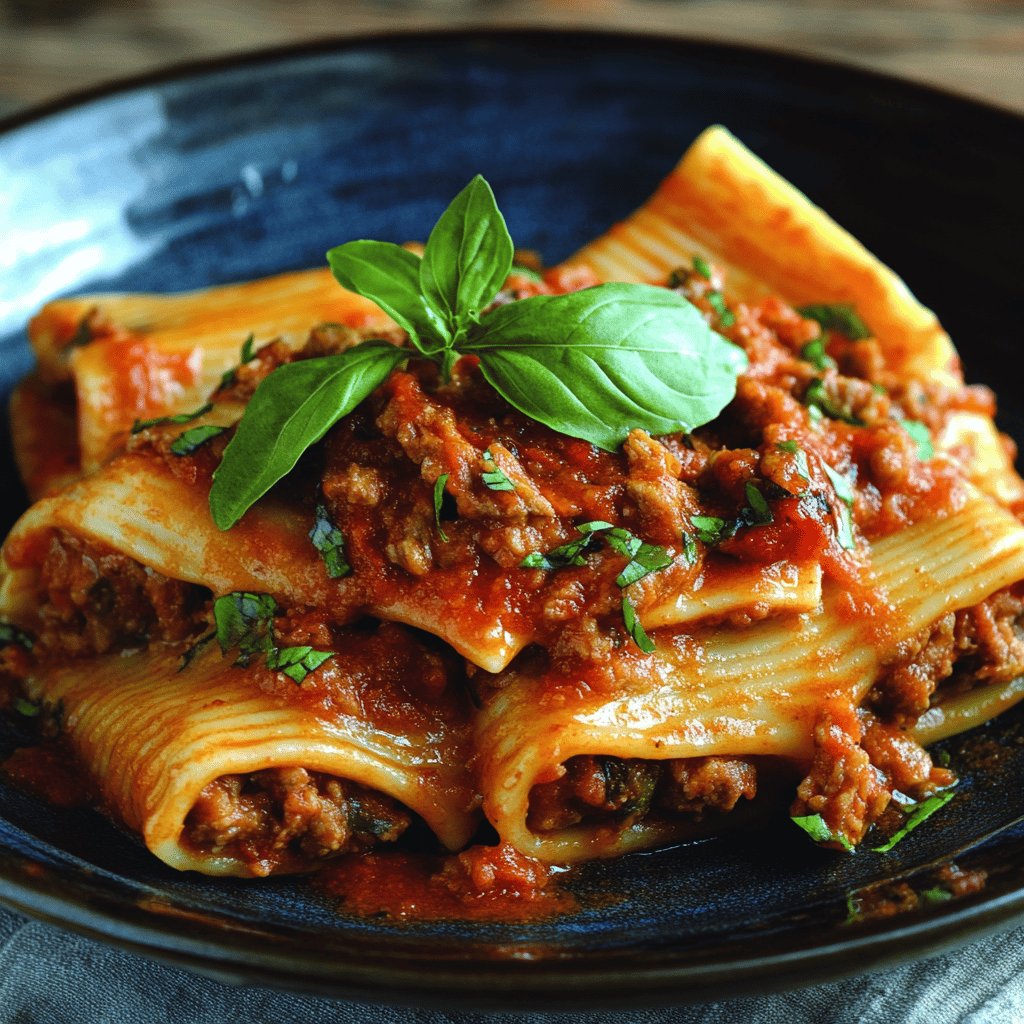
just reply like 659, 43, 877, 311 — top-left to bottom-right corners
1, 29, 1023, 1010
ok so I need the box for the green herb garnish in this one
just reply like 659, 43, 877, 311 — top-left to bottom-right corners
800, 336, 836, 371
481, 449, 516, 492
520, 520, 614, 569
901, 419, 935, 460
689, 514, 737, 546
210, 177, 745, 529
213, 591, 278, 666
741, 481, 773, 526
804, 378, 864, 426
0, 623, 33, 650
309, 503, 351, 578
872, 788, 956, 852
791, 813, 855, 852
132, 403, 213, 435
170, 424, 227, 456
622, 595, 655, 653
12, 697, 40, 718
605, 529, 673, 588
265, 645, 334, 684
219, 333, 259, 389
797, 303, 872, 341
777, 440, 811, 486
680, 531, 698, 566
433, 474, 451, 542
692, 255, 713, 280
706, 290, 736, 328
919, 886, 953, 906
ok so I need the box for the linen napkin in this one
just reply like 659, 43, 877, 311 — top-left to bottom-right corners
1, 904, 1022, 1023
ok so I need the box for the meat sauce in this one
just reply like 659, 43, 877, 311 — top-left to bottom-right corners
2, 259, 1022, 915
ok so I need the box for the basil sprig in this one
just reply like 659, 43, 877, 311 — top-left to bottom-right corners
209, 176, 745, 529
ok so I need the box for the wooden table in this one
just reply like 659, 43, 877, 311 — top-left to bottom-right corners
1, 0, 1022, 119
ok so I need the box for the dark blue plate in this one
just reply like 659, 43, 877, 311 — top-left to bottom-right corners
1, 30, 1023, 1010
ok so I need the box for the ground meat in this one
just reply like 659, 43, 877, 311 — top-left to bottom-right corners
185, 767, 411, 876
870, 587, 1024, 722
36, 530, 207, 657
623, 430, 700, 546
791, 699, 891, 847
861, 717, 954, 796
527, 754, 757, 833
871, 613, 957, 723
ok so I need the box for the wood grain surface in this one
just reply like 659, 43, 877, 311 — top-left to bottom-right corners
1, 0, 1022, 119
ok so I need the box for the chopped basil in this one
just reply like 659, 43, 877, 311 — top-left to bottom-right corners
797, 303, 872, 341
919, 886, 953, 906
481, 449, 516, 491
706, 290, 736, 328
69, 314, 94, 348
12, 697, 40, 718
433, 473, 451, 542
621, 595, 655, 653
219, 333, 259, 388
804, 378, 864, 426
689, 514, 737, 546
872, 788, 956, 853
680, 530, 698, 566
520, 520, 614, 569
265, 645, 334, 684
131, 403, 213, 435
607, 530, 673, 588
178, 630, 216, 672
213, 591, 278, 666
170, 424, 226, 456
901, 419, 935, 460
692, 255, 713, 280
309, 503, 350, 578
741, 481, 773, 526
800, 336, 836, 372
822, 462, 855, 506
0, 623, 33, 650
791, 813, 854, 852
777, 440, 811, 485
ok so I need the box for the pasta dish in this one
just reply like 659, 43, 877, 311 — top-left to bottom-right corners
1, 126, 1022, 911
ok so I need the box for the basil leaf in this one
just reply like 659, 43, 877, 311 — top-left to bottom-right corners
210, 341, 407, 530
69, 314, 95, 348
615, 538, 673, 588
12, 696, 40, 718
510, 264, 544, 283
219, 334, 259, 389
901, 419, 935, 460
521, 520, 613, 569
327, 240, 449, 351
213, 591, 277, 666
420, 175, 513, 338
919, 886, 953, 906
0, 623, 33, 650
132, 403, 213, 435
466, 284, 746, 451
706, 290, 736, 329
872, 788, 956, 853
804, 378, 864, 426
692, 255, 713, 280
481, 449, 515, 491
178, 630, 216, 672
777, 440, 811, 485
680, 531, 698, 566
622, 595, 655, 653
689, 514, 737, 546
433, 473, 450, 542
309, 503, 350, 579
822, 462, 856, 506
791, 813, 855, 852
741, 481, 773, 526
170, 424, 226, 456
797, 303, 871, 341
265, 645, 334, 684
800, 336, 836, 371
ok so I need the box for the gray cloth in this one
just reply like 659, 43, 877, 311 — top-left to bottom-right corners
1, 904, 1022, 1023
